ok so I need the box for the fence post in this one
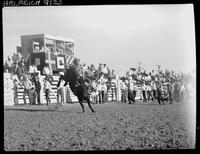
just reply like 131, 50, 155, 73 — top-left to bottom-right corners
116, 75, 121, 102
63, 86, 66, 104
4, 73, 15, 106
39, 75, 45, 104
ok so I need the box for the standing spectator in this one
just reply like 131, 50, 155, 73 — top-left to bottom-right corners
17, 59, 27, 81
146, 83, 153, 101
146, 73, 152, 84
21, 75, 32, 105
167, 82, 174, 104
90, 81, 98, 103
156, 81, 164, 105
11, 61, 19, 76
174, 81, 181, 102
34, 76, 41, 105
98, 63, 103, 77
120, 79, 128, 103
86, 66, 92, 79
29, 63, 39, 83
151, 80, 157, 101
179, 83, 186, 102
81, 63, 87, 80
132, 80, 137, 103
142, 81, 147, 102
107, 67, 112, 80
43, 63, 53, 83
29, 86, 36, 105
4, 56, 13, 73
90, 64, 96, 80
102, 64, 108, 75
137, 73, 142, 85
98, 76, 107, 103
96, 81, 102, 104
57, 72, 65, 106
151, 69, 155, 75
131, 68, 137, 81
111, 69, 116, 79
29, 63, 39, 75
127, 76, 135, 104
101, 81, 107, 103
29, 63, 38, 74
128, 68, 134, 77
162, 86, 169, 103
13, 75, 20, 105
43, 77, 51, 105
126, 71, 130, 79
16, 52, 22, 63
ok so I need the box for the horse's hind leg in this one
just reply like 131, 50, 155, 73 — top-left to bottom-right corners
79, 101, 85, 113
85, 96, 95, 113
78, 97, 85, 113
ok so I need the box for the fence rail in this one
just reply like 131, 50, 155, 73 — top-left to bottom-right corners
15, 75, 118, 104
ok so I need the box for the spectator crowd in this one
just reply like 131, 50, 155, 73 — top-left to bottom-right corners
120, 67, 193, 105
4, 53, 194, 106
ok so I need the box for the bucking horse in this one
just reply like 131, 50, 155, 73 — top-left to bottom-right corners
61, 65, 96, 113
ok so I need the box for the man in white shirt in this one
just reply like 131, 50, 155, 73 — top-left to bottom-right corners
151, 81, 157, 101
120, 79, 128, 103
128, 68, 134, 77
102, 64, 108, 75
127, 76, 136, 104
43, 64, 52, 75
146, 84, 153, 101
31, 63, 38, 73
145, 73, 151, 83
81, 63, 87, 80
142, 81, 147, 102
43, 63, 53, 83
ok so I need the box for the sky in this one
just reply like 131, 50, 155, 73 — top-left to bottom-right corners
3, 4, 196, 76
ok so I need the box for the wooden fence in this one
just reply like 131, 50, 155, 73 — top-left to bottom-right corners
4, 73, 143, 106
12, 75, 119, 105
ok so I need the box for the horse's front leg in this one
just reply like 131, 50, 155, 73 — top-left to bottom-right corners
85, 96, 96, 113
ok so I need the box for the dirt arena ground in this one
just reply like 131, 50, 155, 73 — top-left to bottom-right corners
4, 97, 196, 151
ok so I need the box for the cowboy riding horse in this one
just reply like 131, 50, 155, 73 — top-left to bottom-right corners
62, 59, 95, 113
